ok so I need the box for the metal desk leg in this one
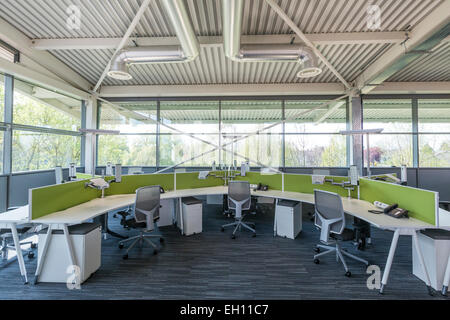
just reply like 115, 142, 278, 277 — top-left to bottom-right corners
179, 198, 184, 235
380, 229, 400, 294
34, 225, 53, 284
10, 224, 28, 284
62, 224, 77, 268
412, 231, 434, 296
273, 198, 278, 237
442, 254, 450, 296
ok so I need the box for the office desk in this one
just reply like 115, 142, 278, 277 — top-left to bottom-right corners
32, 187, 436, 293
0, 206, 30, 283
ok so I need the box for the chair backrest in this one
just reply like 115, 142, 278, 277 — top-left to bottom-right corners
314, 189, 345, 243
134, 186, 161, 228
228, 181, 251, 212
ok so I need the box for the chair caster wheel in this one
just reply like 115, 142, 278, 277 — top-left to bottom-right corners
314, 259, 320, 264
345, 271, 351, 277
31, 243, 37, 249
27, 252, 34, 259
252, 233, 256, 237
153, 250, 158, 255
231, 235, 236, 239
159, 238, 164, 243
122, 254, 128, 260
220, 227, 224, 232
118, 243, 124, 249
314, 247, 320, 253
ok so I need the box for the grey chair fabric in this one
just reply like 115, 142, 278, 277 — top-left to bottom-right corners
119, 185, 164, 258
134, 185, 161, 230
314, 189, 345, 237
221, 181, 256, 238
313, 189, 368, 275
228, 181, 251, 213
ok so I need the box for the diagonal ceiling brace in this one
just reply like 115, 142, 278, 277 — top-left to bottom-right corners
93, 0, 152, 92
264, 0, 352, 89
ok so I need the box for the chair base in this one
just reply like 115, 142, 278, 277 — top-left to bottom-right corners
314, 242, 368, 274
221, 217, 256, 238
119, 231, 163, 257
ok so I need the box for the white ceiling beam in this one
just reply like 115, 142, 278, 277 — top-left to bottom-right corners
370, 82, 450, 94
99, 83, 346, 97
30, 32, 407, 50
0, 17, 92, 92
0, 57, 90, 100
355, 0, 450, 94
314, 101, 346, 124
98, 81, 450, 98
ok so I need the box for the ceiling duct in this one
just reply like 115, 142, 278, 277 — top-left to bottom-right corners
108, 0, 200, 80
222, 0, 322, 78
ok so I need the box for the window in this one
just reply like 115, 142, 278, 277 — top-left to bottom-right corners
98, 101, 157, 166
221, 100, 282, 168
11, 78, 82, 172
285, 100, 347, 167
12, 131, 80, 172
160, 101, 219, 167
0, 73, 4, 173
363, 99, 413, 167
13, 79, 81, 131
0, 72, 4, 120
418, 99, 450, 167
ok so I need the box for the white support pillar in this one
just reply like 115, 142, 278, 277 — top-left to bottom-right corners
84, 96, 98, 175
350, 96, 364, 175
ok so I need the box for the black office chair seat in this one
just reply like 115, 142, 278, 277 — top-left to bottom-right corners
122, 217, 160, 229
330, 228, 355, 241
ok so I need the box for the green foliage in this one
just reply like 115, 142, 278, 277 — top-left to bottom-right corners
11, 92, 81, 172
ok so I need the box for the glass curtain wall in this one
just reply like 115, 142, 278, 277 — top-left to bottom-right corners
0, 73, 4, 173
362, 99, 413, 167
285, 100, 347, 167
418, 99, 450, 167
98, 101, 157, 167
11, 78, 82, 172
98, 98, 350, 169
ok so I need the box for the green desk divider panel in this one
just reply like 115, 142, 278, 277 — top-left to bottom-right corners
359, 178, 437, 225
233, 171, 283, 190
284, 173, 358, 198
30, 180, 100, 220
105, 173, 174, 195
75, 173, 97, 179
176, 171, 225, 189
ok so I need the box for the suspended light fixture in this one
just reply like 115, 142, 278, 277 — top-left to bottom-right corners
297, 54, 322, 78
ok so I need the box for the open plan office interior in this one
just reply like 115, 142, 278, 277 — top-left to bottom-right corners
0, 0, 450, 307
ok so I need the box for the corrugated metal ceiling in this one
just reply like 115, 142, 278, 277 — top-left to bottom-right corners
0, 0, 447, 85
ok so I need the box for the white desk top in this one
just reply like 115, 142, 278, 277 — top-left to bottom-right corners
31, 186, 435, 230
0, 206, 30, 224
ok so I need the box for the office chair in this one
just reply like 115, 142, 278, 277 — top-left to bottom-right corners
220, 181, 256, 239
118, 185, 164, 259
313, 189, 368, 277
